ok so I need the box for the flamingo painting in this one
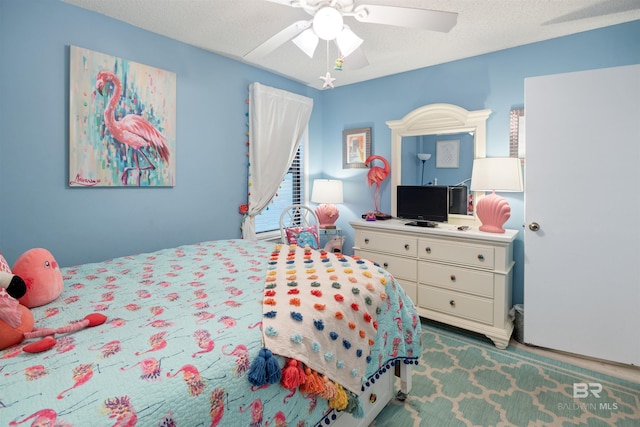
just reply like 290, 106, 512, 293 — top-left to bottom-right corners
365, 155, 390, 214
95, 70, 170, 186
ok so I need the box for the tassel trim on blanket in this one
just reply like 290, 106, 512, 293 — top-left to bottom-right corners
248, 350, 364, 416
248, 349, 420, 423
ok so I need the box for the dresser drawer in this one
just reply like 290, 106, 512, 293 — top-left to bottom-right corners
418, 262, 494, 298
355, 230, 418, 257
418, 238, 494, 269
418, 284, 494, 325
355, 249, 417, 282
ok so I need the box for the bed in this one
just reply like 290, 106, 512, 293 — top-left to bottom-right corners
1, 239, 421, 426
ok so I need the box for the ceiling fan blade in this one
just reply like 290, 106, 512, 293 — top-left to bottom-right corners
353, 5, 458, 33
262, 0, 312, 12
244, 20, 311, 61
262, 0, 297, 6
344, 46, 368, 70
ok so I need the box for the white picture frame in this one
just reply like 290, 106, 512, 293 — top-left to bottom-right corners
436, 139, 460, 168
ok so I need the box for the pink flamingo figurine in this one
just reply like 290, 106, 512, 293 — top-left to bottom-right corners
365, 155, 390, 214
95, 70, 170, 186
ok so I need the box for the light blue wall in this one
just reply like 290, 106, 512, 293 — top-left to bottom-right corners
1, 0, 639, 306
318, 20, 640, 305
0, 0, 323, 267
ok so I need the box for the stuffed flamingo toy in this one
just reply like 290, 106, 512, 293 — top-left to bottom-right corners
0, 271, 34, 350
0, 249, 107, 353
21, 313, 107, 353
13, 248, 64, 308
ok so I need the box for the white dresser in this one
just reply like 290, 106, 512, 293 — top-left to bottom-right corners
350, 219, 518, 349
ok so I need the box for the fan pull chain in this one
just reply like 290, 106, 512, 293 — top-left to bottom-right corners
319, 40, 336, 89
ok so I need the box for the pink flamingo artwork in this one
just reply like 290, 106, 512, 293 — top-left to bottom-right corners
95, 70, 170, 186
365, 155, 390, 214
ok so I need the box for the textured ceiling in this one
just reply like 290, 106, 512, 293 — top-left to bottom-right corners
62, 0, 640, 90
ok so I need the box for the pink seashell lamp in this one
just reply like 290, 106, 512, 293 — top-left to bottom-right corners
470, 158, 523, 233
311, 179, 344, 228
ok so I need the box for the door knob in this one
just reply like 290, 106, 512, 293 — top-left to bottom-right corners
529, 222, 540, 232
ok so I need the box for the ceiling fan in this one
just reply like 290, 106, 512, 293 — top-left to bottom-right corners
244, 0, 458, 67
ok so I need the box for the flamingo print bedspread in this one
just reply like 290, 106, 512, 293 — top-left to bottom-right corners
1, 239, 421, 426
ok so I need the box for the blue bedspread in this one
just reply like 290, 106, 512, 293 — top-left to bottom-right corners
1, 239, 421, 426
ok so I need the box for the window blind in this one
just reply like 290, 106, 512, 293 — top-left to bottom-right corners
255, 141, 305, 233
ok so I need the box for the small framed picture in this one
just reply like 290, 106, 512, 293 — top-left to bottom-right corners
343, 127, 371, 169
436, 139, 460, 168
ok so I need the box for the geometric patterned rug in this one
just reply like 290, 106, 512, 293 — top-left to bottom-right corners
372, 320, 640, 427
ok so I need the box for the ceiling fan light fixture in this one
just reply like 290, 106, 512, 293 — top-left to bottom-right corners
292, 28, 319, 58
313, 7, 344, 40
335, 26, 363, 58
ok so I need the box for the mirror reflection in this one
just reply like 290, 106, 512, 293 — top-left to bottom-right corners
387, 103, 491, 225
401, 132, 474, 187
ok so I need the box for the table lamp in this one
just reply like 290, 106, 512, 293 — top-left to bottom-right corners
470, 158, 523, 233
311, 179, 344, 228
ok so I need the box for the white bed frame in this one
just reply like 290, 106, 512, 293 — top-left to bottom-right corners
331, 363, 413, 427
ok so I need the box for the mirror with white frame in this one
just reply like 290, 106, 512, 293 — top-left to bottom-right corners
386, 103, 492, 226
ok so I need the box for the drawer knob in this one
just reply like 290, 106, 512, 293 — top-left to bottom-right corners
364, 238, 370, 244
425, 247, 431, 254
477, 254, 485, 261
383, 262, 389, 268
404, 244, 410, 250
450, 275, 456, 282
449, 300, 456, 307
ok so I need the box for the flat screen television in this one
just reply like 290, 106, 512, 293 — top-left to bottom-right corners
397, 185, 449, 225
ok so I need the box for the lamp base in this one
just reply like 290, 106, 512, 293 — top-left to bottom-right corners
315, 204, 339, 228
476, 191, 510, 234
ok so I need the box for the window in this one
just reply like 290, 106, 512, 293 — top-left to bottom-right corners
255, 139, 306, 234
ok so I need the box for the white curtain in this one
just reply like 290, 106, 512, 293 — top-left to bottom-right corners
241, 83, 314, 240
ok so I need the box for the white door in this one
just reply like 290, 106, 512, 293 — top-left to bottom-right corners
524, 65, 640, 365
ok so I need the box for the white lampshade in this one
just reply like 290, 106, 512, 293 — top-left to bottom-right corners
311, 179, 344, 204
417, 153, 432, 161
335, 26, 363, 58
292, 28, 319, 58
313, 7, 344, 40
470, 157, 523, 233
471, 157, 523, 192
